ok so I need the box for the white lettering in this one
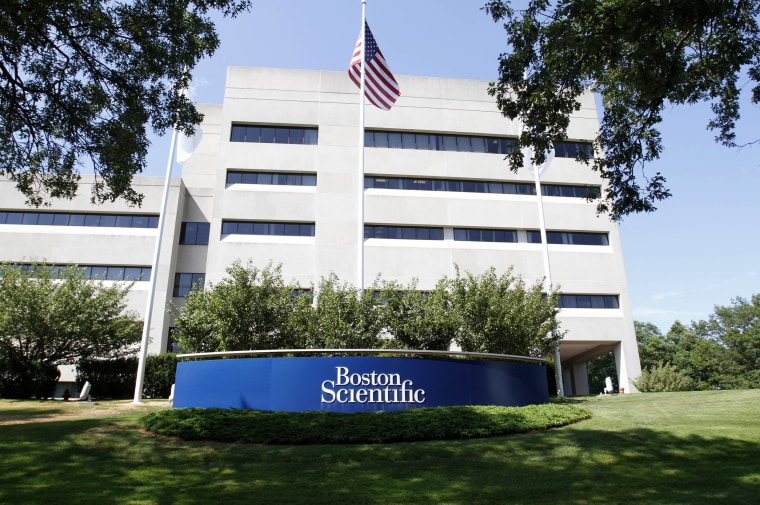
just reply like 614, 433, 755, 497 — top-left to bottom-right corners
321, 366, 426, 405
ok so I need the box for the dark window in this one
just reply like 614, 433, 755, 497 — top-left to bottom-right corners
173, 273, 205, 297
365, 176, 593, 198
554, 141, 593, 158
230, 124, 318, 145
221, 221, 315, 237
365, 130, 515, 154
546, 231, 609, 246
179, 222, 211, 245
453, 228, 518, 243
558, 294, 619, 309
364, 225, 444, 241
226, 171, 317, 186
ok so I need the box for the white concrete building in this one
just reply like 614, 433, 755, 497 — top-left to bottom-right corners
0, 67, 641, 395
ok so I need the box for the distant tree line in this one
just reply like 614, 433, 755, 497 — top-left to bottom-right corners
589, 295, 760, 393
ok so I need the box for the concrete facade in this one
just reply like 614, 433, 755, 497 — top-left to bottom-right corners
0, 67, 641, 394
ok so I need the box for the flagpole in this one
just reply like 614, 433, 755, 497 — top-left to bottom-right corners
132, 127, 178, 404
531, 153, 565, 398
357, 0, 367, 292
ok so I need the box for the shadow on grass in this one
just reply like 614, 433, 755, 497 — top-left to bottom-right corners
1, 415, 758, 504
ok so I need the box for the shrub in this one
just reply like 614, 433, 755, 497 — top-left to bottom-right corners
77, 357, 138, 399
0, 351, 58, 399
634, 361, 696, 392
144, 353, 177, 398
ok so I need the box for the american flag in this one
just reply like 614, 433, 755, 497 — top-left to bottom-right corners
348, 22, 400, 111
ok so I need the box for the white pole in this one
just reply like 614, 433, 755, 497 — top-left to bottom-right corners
357, 0, 367, 292
133, 127, 178, 403
531, 157, 565, 397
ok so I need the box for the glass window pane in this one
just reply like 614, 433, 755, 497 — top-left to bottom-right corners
227, 172, 242, 184
374, 131, 388, 148
83, 214, 100, 226
241, 172, 257, 184
90, 266, 108, 279
487, 138, 500, 153
21, 213, 39, 225
260, 127, 275, 143
470, 137, 487, 152
106, 267, 124, 281
100, 215, 117, 227
302, 174, 316, 186
271, 223, 285, 235
148, 216, 159, 228
453, 229, 466, 241
442, 135, 457, 151
37, 213, 55, 225
230, 125, 246, 142
416, 134, 433, 150
196, 223, 210, 244
284, 223, 300, 236
605, 296, 620, 309
68, 214, 85, 226
114, 215, 131, 227
275, 128, 290, 144
124, 267, 143, 280
402, 133, 416, 149
131, 216, 148, 228
457, 136, 471, 152
253, 223, 268, 234
238, 222, 254, 234
528, 231, 542, 243
431, 228, 443, 240
303, 128, 318, 145
388, 133, 402, 148
257, 173, 272, 185
221, 222, 236, 234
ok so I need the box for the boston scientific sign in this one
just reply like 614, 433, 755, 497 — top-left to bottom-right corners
173, 352, 549, 412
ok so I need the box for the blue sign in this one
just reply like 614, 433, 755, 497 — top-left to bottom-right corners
174, 356, 548, 412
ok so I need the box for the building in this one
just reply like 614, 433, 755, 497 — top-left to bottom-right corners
0, 67, 642, 395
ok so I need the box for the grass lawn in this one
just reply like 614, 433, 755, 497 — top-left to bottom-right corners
1, 390, 759, 504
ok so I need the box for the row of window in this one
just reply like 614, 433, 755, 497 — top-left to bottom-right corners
226, 171, 317, 186
221, 221, 316, 237
14, 264, 152, 281
364, 130, 515, 154
226, 124, 592, 159
230, 125, 318, 145
364, 225, 444, 241
364, 176, 599, 198
558, 294, 619, 309
0, 211, 159, 228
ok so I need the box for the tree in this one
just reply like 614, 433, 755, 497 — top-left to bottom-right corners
635, 321, 674, 370
376, 278, 458, 351
451, 266, 563, 357
172, 261, 304, 353
0, 262, 141, 397
484, 1, 760, 219
311, 274, 386, 350
0, 0, 251, 207
705, 295, 760, 387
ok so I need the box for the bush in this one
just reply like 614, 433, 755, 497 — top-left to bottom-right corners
144, 354, 177, 398
139, 403, 593, 444
0, 352, 59, 399
634, 362, 696, 392
76, 354, 178, 399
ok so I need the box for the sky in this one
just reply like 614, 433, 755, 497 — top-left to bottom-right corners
146, 0, 760, 334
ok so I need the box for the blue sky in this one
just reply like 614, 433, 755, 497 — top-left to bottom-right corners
146, 0, 760, 333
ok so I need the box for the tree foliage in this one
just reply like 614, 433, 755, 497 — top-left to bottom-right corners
0, 261, 141, 398
0, 0, 251, 207
173, 262, 563, 358
634, 294, 760, 390
484, 0, 760, 219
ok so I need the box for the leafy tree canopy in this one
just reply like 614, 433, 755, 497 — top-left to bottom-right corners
484, 0, 760, 219
0, 262, 142, 366
0, 0, 251, 207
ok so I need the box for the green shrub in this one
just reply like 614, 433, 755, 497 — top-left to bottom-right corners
634, 361, 696, 392
139, 403, 592, 444
144, 353, 177, 398
77, 357, 138, 399
0, 352, 59, 399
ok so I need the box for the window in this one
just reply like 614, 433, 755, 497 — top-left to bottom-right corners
221, 221, 315, 237
528, 231, 609, 246
554, 141, 593, 158
173, 273, 205, 297
0, 211, 160, 228
364, 176, 599, 199
365, 130, 516, 154
453, 228, 518, 243
558, 295, 619, 309
179, 222, 211, 245
230, 125, 318, 145
13, 264, 151, 281
364, 225, 444, 240
226, 171, 317, 186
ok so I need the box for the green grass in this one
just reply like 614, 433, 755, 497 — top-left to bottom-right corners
1, 390, 759, 504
